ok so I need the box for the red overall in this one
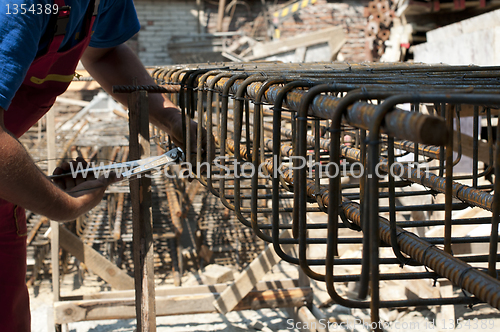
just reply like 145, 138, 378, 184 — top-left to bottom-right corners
0, 1, 97, 330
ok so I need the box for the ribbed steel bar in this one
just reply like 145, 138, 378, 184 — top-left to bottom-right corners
205, 77, 448, 145
216, 129, 495, 257
227, 116, 493, 214
258, 160, 499, 309
152, 62, 500, 320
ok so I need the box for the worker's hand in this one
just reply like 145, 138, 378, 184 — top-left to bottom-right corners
52, 157, 118, 217
161, 107, 216, 175
52, 157, 97, 190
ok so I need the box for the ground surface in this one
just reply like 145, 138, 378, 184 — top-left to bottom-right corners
29, 261, 302, 332
29, 259, 500, 332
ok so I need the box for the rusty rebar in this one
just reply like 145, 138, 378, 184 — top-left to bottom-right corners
153, 62, 500, 316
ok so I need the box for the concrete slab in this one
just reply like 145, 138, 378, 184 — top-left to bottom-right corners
426, 9, 500, 43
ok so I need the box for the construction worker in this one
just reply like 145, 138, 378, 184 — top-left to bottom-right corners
0, 1, 206, 331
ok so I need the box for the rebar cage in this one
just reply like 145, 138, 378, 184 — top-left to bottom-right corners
150, 62, 500, 325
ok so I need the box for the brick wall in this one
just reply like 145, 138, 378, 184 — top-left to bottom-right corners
133, 0, 200, 66
271, 0, 369, 62
201, 1, 266, 37
132, 0, 369, 65
201, 0, 369, 62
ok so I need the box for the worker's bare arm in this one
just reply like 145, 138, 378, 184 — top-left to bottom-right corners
81, 44, 208, 154
0, 108, 115, 221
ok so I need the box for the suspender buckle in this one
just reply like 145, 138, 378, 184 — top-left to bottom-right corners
93, 0, 101, 16
54, 6, 71, 36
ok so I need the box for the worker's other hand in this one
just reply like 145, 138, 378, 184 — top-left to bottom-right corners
52, 157, 118, 217
162, 107, 216, 170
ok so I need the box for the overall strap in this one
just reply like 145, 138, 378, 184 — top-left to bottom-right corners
47, 0, 70, 53
47, 0, 101, 53
79, 0, 100, 42
93, 0, 101, 16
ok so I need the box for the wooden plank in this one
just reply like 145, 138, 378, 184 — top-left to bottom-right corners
310, 304, 328, 332
54, 287, 312, 324
217, 0, 226, 32
164, 178, 183, 236
113, 108, 129, 119
234, 287, 312, 311
47, 109, 60, 306
328, 33, 346, 62
213, 229, 293, 314
286, 305, 326, 332
401, 279, 440, 299
254, 279, 300, 292
55, 294, 216, 324
112, 148, 129, 241
27, 216, 48, 246
181, 180, 201, 217
436, 282, 456, 331
249, 27, 344, 60
58, 225, 134, 290
55, 97, 90, 107
26, 244, 49, 287
128, 89, 156, 331
454, 130, 491, 165
455, 105, 500, 117
61, 278, 300, 301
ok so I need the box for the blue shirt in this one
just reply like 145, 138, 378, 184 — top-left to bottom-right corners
0, 0, 141, 109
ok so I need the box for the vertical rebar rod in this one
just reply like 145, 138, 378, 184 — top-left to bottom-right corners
489, 122, 500, 277
473, 106, 479, 188
444, 105, 454, 254
129, 89, 156, 332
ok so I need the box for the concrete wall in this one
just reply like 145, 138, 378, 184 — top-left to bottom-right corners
411, 11, 500, 173
132, 0, 200, 66
413, 9, 500, 66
